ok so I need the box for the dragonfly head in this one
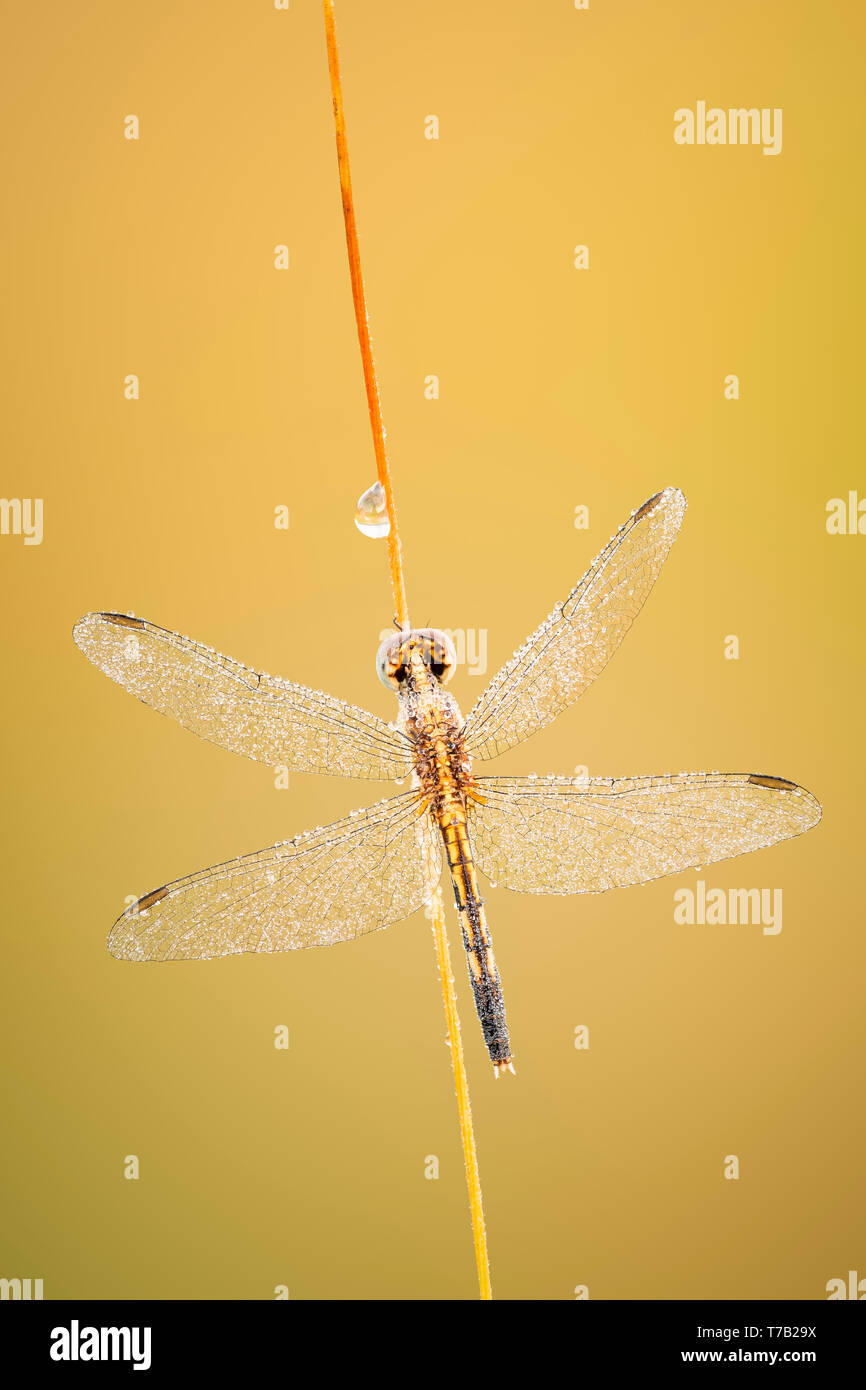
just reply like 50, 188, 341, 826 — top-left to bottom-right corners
376, 628, 457, 690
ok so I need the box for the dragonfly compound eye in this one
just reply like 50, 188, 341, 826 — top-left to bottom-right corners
415, 628, 457, 684
376, 632, 409, 689
376, 628, 457, 689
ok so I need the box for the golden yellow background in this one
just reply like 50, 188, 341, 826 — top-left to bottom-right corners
2, 0, 863, 1300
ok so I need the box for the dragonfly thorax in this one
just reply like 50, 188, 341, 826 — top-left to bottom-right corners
376, 627, 457, 691
399, 676, 472, 813
382, 632, 469, 809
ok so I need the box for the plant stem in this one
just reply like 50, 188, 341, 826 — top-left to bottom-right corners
428, 883, 493, 1299
322, 0, 409, 631
322, 0, 493, 1300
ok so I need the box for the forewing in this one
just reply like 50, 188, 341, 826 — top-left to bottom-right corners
463, 488, 687, 761
74, 612, 414, 781
108, 793, 441, 961
469, 772, 821, 894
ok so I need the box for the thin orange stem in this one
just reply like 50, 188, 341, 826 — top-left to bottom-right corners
428, 884, 493, 1300
322, 0, 493, 1301
322, 0, 409, 630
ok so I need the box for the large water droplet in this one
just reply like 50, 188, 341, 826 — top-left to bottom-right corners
354, 481, 390, 538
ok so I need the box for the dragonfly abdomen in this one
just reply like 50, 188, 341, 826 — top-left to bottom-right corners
439, 812, 513, 1075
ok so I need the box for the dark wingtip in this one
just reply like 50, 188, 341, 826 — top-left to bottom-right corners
633, 487, 686, 522
108, 884, 170, 960
748, 773, 799, 791
135, 885, 169, 912
99, 612, 146, 629
634, 491, 665, 521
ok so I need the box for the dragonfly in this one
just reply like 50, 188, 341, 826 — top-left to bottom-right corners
73, 487, 821, 1076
